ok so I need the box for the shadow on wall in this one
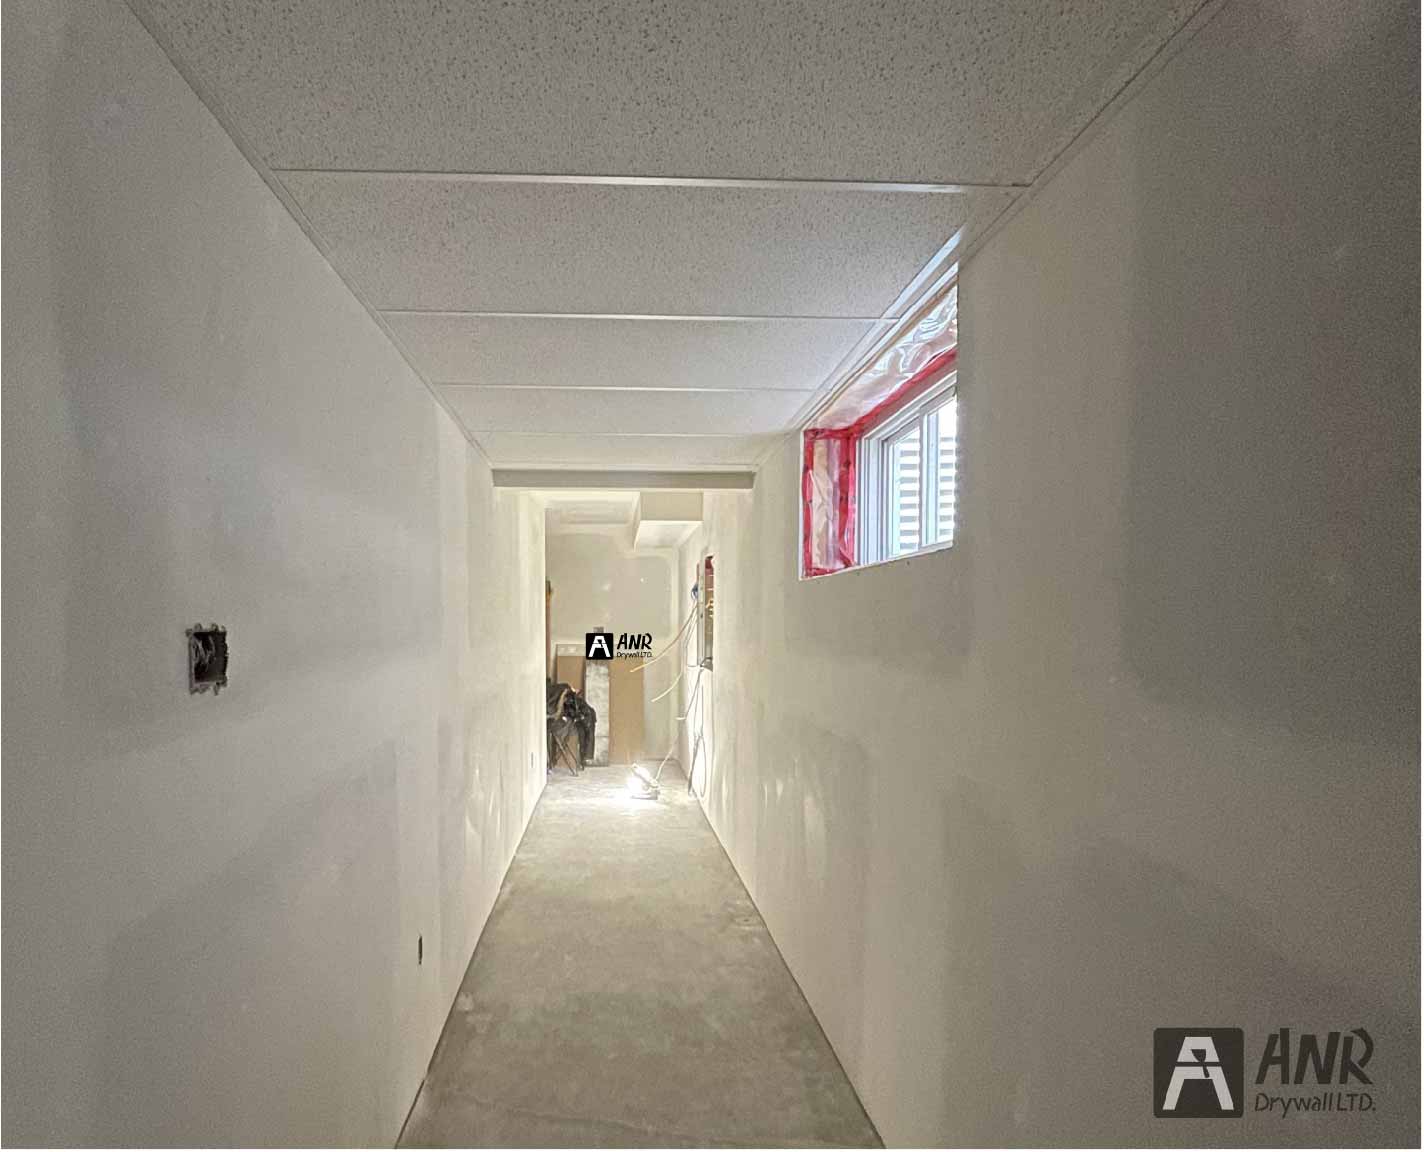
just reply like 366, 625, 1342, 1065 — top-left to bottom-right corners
750, 712, 872, 1100
100, 751, 402, 1145
1119, 0, 1420, 738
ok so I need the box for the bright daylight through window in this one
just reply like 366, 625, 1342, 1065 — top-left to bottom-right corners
863, 380, 957, 564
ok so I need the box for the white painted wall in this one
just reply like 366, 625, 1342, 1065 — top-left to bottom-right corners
680, 0, 1419, 1143
1, 0, 546, 1143
547, 529, 679, 756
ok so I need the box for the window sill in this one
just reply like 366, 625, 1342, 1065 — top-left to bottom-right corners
799, 537, 956, 582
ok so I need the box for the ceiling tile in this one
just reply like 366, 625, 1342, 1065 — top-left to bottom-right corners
474, 432, 777, 469
146, 0, 1203, 185
441, 385, 813, 436
281, 176, 1007, 315
388, 314, 885, 391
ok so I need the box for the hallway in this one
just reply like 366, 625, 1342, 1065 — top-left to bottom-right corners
399, 765, 880, 1148
4, 0, 1418, 1144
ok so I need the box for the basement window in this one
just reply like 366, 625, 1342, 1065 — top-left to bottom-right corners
800, 281, 958, 578
859, 378, 957, 564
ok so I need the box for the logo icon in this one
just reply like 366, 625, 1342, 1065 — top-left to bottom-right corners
1154, 1029, 1244, 1117
585, 632, 614, 660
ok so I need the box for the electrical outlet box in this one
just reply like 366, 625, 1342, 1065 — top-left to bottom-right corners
186, 624, 229, 695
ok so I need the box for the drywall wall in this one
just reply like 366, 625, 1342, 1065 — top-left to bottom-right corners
1, 0, 546, 1143
680, 0, 1419, 1143
547, 529, 679, 759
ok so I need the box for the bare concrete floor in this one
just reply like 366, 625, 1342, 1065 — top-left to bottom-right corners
399, 764, 880, 1148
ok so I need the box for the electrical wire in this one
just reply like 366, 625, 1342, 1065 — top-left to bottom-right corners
623, 602, 698, 677
638, 593, 707, 790
650, 612, 700, 704
647, 621, 698, 779
648, 660, 703, 786
688, 674, 709, 800
650, 663, 684, 705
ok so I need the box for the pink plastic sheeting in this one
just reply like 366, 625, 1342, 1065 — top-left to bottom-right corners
815, 284, 958, 430
802, 429, 857, 577
800, 284, 958, 578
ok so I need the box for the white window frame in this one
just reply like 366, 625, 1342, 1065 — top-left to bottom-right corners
857, 372, 958, 566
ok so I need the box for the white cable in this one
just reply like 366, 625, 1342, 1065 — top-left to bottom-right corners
624, 602, 698, 677
650, 662, 703, 785
634, 587, 709, 791
650, 607, 701, 704
643, 614, 705, 787
650, 658, 685, 704
690, 672, 710, 800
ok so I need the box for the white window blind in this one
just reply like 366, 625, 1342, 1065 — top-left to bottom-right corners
861, 378, 957, 565
934, 395, 957, 546
889, 428, 921, 557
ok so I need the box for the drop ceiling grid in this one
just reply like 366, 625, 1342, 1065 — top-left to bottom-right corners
268, 176, 1006, 461
143, 0, 1207, 185
439, 384, 814, 437
134, 0, 1212, 466
476, 433, 779, 470
276, 176, 1009, 317
386, 314, 893, 392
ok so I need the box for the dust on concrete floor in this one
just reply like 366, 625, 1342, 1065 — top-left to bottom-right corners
399, 763, 880, 1148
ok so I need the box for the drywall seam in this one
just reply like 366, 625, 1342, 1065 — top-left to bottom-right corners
114, 0, 494, 470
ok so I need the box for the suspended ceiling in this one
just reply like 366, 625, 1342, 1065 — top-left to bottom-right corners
137, 0, 1206, 470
